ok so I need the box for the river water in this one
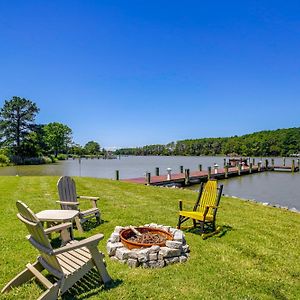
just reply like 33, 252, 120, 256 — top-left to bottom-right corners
0, 156, 299, 210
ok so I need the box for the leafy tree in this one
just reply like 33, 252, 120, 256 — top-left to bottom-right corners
69, 143, 84, 156
43, 122, 72, 157
84, 141, 100, 155
0, 96, 39, 155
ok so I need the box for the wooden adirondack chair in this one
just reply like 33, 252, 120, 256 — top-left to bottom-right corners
57, 176, 101, 231
1, 201, 111, 300
178, 180, 223, 235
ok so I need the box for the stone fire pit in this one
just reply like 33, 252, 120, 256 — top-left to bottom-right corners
106, 223, 190, 268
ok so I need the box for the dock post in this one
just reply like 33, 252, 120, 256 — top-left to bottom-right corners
283, 157, 286, 166
271, 158, 274, 170
249, 162, 252, 173
146, 172, 151, 185
224, 165, 228, 178
238, 164, 241, 175
297, 159, 300, 169
198, 164, 202, 172
252, 158, 255, 165
265, 159, 269, 170
223, 158, 226, 167
167, 168, 172, 180
155, 167, 160, 176
180, 166, 184, 173
292, 160, 295, 172
115, 170, 119, 180
184, 169, 190, 185
258, 162, 261, 172
207, 167, 211, 180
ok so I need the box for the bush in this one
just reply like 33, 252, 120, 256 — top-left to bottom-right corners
56, 154, 68, 160
0, 154, 10, 166
23, 157, 44, 165
42, 156, 53, 164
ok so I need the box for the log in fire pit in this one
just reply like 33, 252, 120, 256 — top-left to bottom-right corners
120, 226, 173, 249
106, 224, 190, 268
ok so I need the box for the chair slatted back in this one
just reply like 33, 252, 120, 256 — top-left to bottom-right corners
57, 176, 78, 210
16, 201, 63, 274
197, 180, 218, 215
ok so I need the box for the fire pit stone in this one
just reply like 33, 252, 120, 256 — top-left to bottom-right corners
106, 224, 190, 268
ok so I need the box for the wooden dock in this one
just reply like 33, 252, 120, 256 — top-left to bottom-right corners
123, 166, 260, 186
123, 164, 299, 186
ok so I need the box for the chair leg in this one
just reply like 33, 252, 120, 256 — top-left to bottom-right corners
212, 221, 216, 232
96, 213, 101, 224
1, 261, 44, 293
199, 221, 205, 234
193, 219, 197, 228
74, 216, 84, 233
177, 216, 181, 229
89, 247, 112, 284
37, 283, 60, 300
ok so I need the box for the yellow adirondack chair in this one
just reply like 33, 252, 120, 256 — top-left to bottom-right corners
178, 180, 223, 234
1, 201, 111, 300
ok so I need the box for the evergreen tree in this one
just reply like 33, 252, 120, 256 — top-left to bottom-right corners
0, 96, 39, 156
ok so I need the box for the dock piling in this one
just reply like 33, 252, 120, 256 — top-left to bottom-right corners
238, 164, 241, 175
265, 159, 269, 170
249, 162, 252, 173
292, 160, 295, 172
146, 172, 151, 185
258, 162, 261, 172
180, 166, 184, 173
184, 169, 190, 185
225, 165, 228, 178
198, 164, 202, 172
207, 167, 211, 180
115, 170, 119, 180
167, 168, 172, 180
155, 167, 160, 176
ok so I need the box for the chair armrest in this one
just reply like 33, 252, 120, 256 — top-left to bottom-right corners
56, 201, 80, 206
79, 196, 99, 208
53, 233, 104, 255
79, 196, 99, 201
44, 222, 73, 234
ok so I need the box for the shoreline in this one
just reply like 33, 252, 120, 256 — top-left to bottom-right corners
224, 194, 300, 214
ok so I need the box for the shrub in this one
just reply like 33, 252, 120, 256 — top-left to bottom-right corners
57, 154, 68, 160
42, 156, 53, 164
0, 154, 10, 166
23, 157, 44, 165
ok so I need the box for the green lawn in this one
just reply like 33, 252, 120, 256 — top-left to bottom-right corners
0, 176, 299, 300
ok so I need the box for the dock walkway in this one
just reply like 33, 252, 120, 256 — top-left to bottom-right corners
123, 164, 299, 186
123, 166, 261, 186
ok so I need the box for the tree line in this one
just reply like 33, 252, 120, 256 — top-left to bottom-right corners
116, 128, 300, 157
0, 96, 103, 165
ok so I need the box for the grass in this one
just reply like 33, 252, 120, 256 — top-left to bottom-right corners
0, 176, 299, 300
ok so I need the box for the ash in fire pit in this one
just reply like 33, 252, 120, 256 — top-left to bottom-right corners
120, 226, 173, 249
107, 224, 190, 268
129, 232, 166, 244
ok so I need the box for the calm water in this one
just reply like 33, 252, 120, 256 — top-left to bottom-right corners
0, 156, 299, 209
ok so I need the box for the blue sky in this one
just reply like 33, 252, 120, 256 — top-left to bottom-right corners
0, 1, 299, 148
